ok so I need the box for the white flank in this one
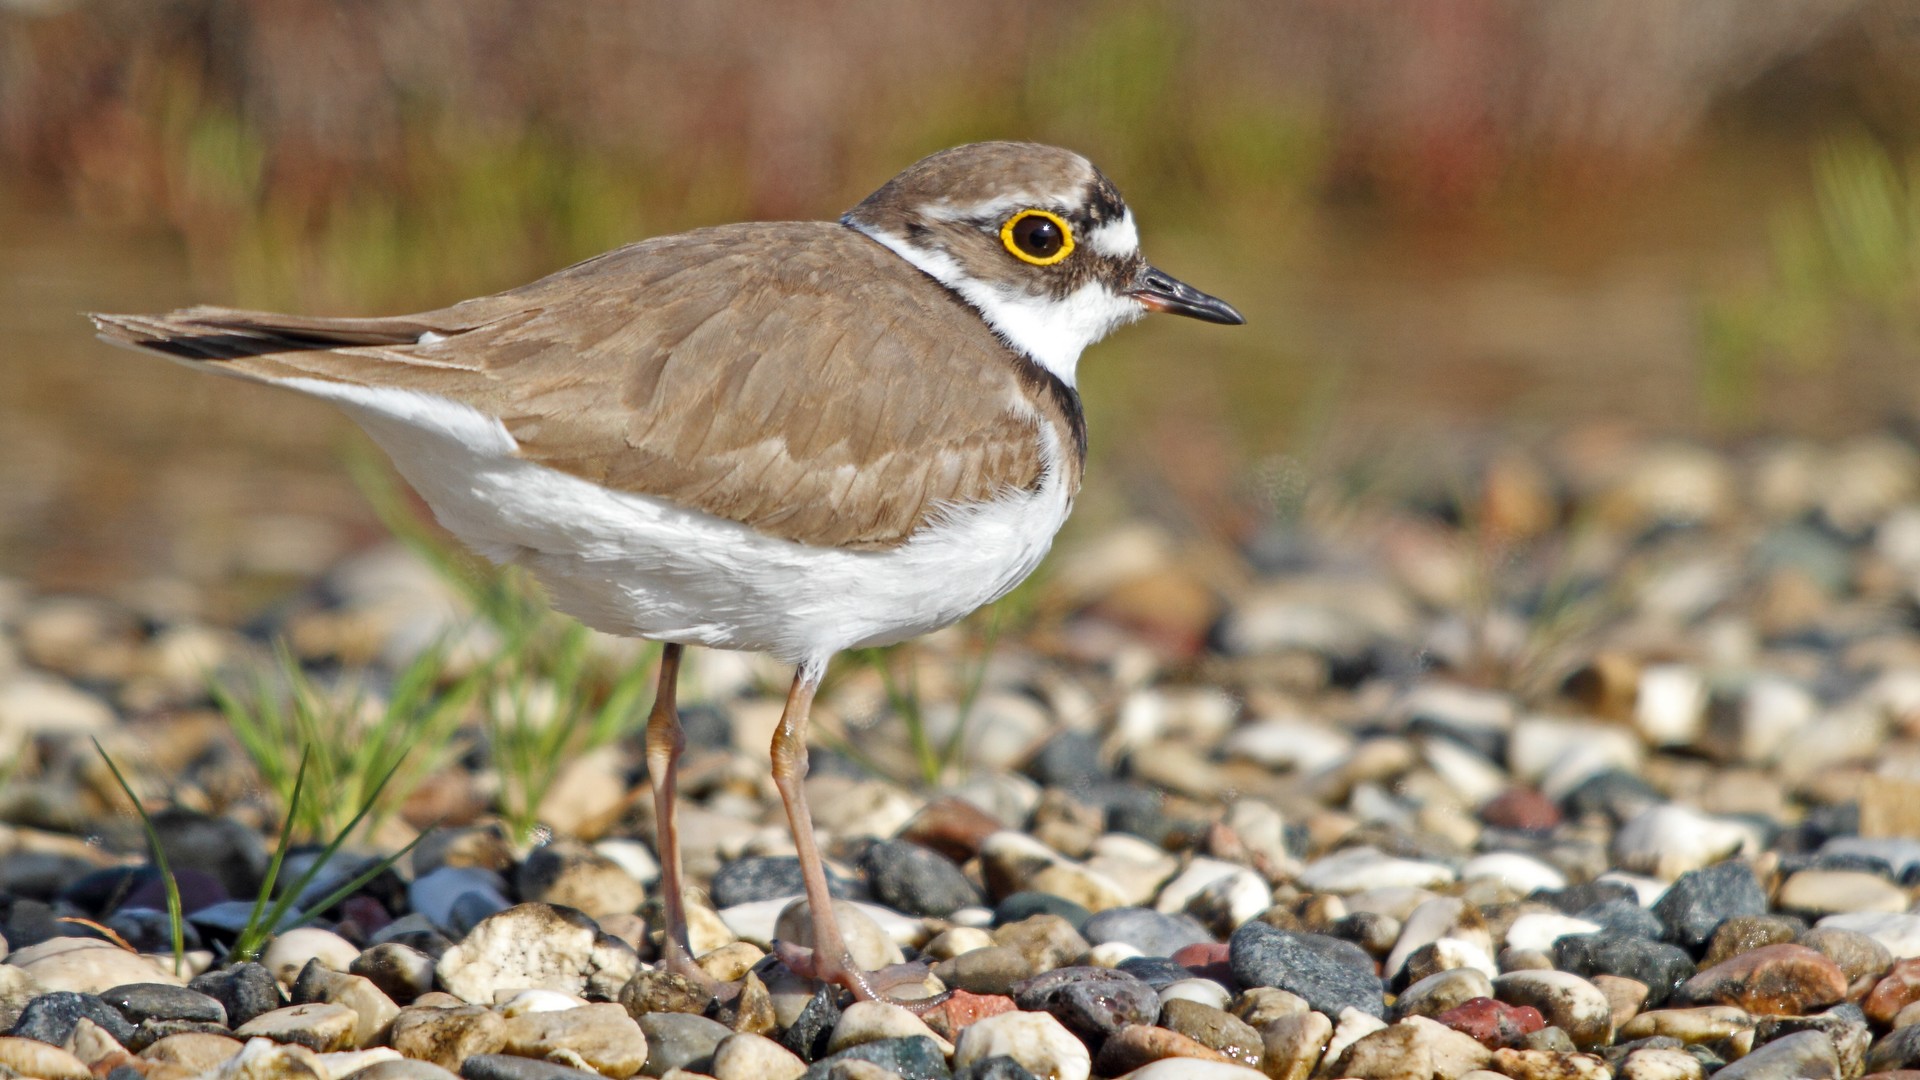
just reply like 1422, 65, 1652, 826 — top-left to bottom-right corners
850, 224, 1143, 387
278, 379, 1072, 668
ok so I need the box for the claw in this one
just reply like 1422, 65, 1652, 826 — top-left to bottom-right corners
772, 941, 942, 1010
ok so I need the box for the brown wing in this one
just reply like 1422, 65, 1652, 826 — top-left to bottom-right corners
92, 222, 1064, 550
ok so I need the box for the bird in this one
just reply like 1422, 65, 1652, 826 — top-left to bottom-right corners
91, 140, 1243, 1001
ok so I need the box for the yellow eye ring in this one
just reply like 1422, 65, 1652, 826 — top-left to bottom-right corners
1000, 209, 1075, 266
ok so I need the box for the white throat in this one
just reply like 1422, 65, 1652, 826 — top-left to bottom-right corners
846, 221, 1144, 387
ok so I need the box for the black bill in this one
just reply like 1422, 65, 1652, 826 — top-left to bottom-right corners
1129, 266, 1245, 325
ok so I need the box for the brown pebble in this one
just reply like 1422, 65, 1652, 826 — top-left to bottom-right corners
1866, 957, 1920, 1025
1092, 1022, 1231, 1075
1157, 999, 1263, 1067
900, 796, 1005, 863
1480, 788, 1562, 831
1591, 974, 1648, 1030
730, 971, 777, 1036
1703, 915, 1801, 967
619, 966, 713, 1017
1677, 943, 1847, 1015
1801, 926, 1896, 984
386, 1005, 506, 1070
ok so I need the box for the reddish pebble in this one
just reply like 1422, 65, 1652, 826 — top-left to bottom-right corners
925, 990, 1016, 1039
1435, 996, 1546, 1049
899, 797, 1005, 862
1866, 957, 1920, 1024
1677, 942, 1847, 1015
1479, 787, 1562, 831
1172, 941, 1233, 982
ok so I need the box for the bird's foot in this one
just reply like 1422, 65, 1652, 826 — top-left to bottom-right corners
772, 941, 943, 1011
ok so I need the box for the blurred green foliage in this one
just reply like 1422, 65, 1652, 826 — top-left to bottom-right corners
1702, 134, 1920, 423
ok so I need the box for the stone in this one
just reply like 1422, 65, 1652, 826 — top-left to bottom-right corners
387, 1004, 507, 1070
992, 914, 1088, 974
1092, 1023, 1231, 1075
952, 1011, 1088, 1080
796, 1034, 949, 1079
233, 1002, 358, 1052
1615, 808, 1761, 882
618, 967, 713, 1018
6, 937, 184, 992
778, 987, 841, 1063
1651, 862, 1768, 949
1617, 1005, 1757, 1043
101, 982, 227, 1025
1617, 1047, 1704, 1080
829, 1001, 952, 1056
1334, 1014, 1494, 1079
458, 1053, 604, 1080
1576, 899, 1665, 942
138, 1029, 243, 1066
1434, 997, 1545, 1050
1717, 1029, 1839, 1079
212, 1037, 327, 1080
1395, 968, 1495, 1021
436, 904, 637, 1003
1591, 974, 1648, 1030
860, 840, 982, 919
933, 947, 1032, 997
772, 899, 905, 972
500, 1003, 648, 1079
1228, 923, 1384, 1019
1779, 870, 1908, 917
1155, 999, 1260, 1068
291, 960, 399, 1048
1257, 1010, 1331, 1080
1489, 1047, 1611, 1080
1818, 913, 1920, 959
1800, 926, 1894, 984
353, 943, 439, 1004
1676, 943, 1847, 1014
410, 867, 513, 933
1108, 1058, 1265, 1078
1081, 908, 1211, 960
1756, 1009, 1869, 1079
8, 990, 138, 1046
515, 842, 647, 919
1492, 971, 1613, 1050
1295, 847, 1454, 893
189, 964, 285, 1028
711, 1032, 807, 1080
709, 856, 854, 909
1012, 965, 1158, 1042
343, 1060, 462, 1080
1868, 958, 1920, 1024
1321, 1007, 1389, 1070
1702, 916, 1803, 968
1871, 1023, 1920, 1073
0, 1035, 90, 1080
1552, 933, 1695, 1006
262, 929, 361, 987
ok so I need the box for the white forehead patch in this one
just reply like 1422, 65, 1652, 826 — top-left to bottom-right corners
1085, 209, 1139, 258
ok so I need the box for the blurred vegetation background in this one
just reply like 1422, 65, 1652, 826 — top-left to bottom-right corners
9, 0, 1920, 603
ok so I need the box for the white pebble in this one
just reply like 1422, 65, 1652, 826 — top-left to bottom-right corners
953, 1011, 1090, 1080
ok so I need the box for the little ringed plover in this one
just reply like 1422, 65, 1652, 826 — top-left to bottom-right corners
92, 140, 1243, 1001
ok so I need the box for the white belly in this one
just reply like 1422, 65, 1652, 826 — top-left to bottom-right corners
283, 379, 1071, 665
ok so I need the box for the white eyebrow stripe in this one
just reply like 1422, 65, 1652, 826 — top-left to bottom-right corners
1086, 209, 1138, 257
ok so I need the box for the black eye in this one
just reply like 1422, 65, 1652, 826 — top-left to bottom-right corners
1001, 210, 1074, 264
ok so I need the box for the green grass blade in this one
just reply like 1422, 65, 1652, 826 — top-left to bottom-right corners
91, 738, 185, 977
250, 749, 410, 944
232, 747, 311, 961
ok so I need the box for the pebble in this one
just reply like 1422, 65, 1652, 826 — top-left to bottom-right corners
1505, 912, 1604, 955
1618, 1046, 1705, 1080
291, 961, 399, 1048
1081, 907, 1210, 959
515, 842, 648, 919
0, 1034, 90, 1080
499, 1003, 648, 1079
1779, 870, 1910, 917
189, 963, 285, 1029
1717, 1028, 1841, 1078
435, 904, 637, 1003
1652, 861, 1769, 949
458, 1052, 605, 1080
859, 839, 983, 919
5, 937, 184, 992
1489, 1047, 1612, 1079
1295, 847, 1455, 893
1335, 1014, 1495, 1078
1493, 970, 1614, 1050
262, 929, 362, 987
1228, 923, 1386, 1019
829, 1001, 952, 1056
234, 1002, 359, 1052
9, 989, 138, 1046
1396, 968, 1496, 1020
345, 1060, 462, 1080
1553, 933, 1695, 1006
100, 982, 227, 1025
1701, 915, 1802, 967
1820, 912, 1920, 959
1257, 1010, 1331, 1080
637, 1012, 731, 1075
1093, 1023, 1231, 1074
1155, 999, 1261, 1066
1676, 943, 1847, 1013
1435, 996, 1546, 1049
1615, 808, 1762, 881
771, 898, 905, 971
1109, 1060, 1265, 1079
353, 943, 439, 1004
1012, 965, 1159, 1041
387, 1005, 508, 1069
710, 1032, 807, 1080
796, 1034, 948, 1079
951, 1011, 1089, 1080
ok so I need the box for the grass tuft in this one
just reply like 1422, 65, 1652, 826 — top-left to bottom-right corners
92, 738, 186, 977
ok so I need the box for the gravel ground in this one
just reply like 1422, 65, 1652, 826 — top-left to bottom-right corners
7, 430, 1920, 1079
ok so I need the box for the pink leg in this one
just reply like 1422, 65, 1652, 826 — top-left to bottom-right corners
768, 659, 886, 1001
645, 643, 713, 987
